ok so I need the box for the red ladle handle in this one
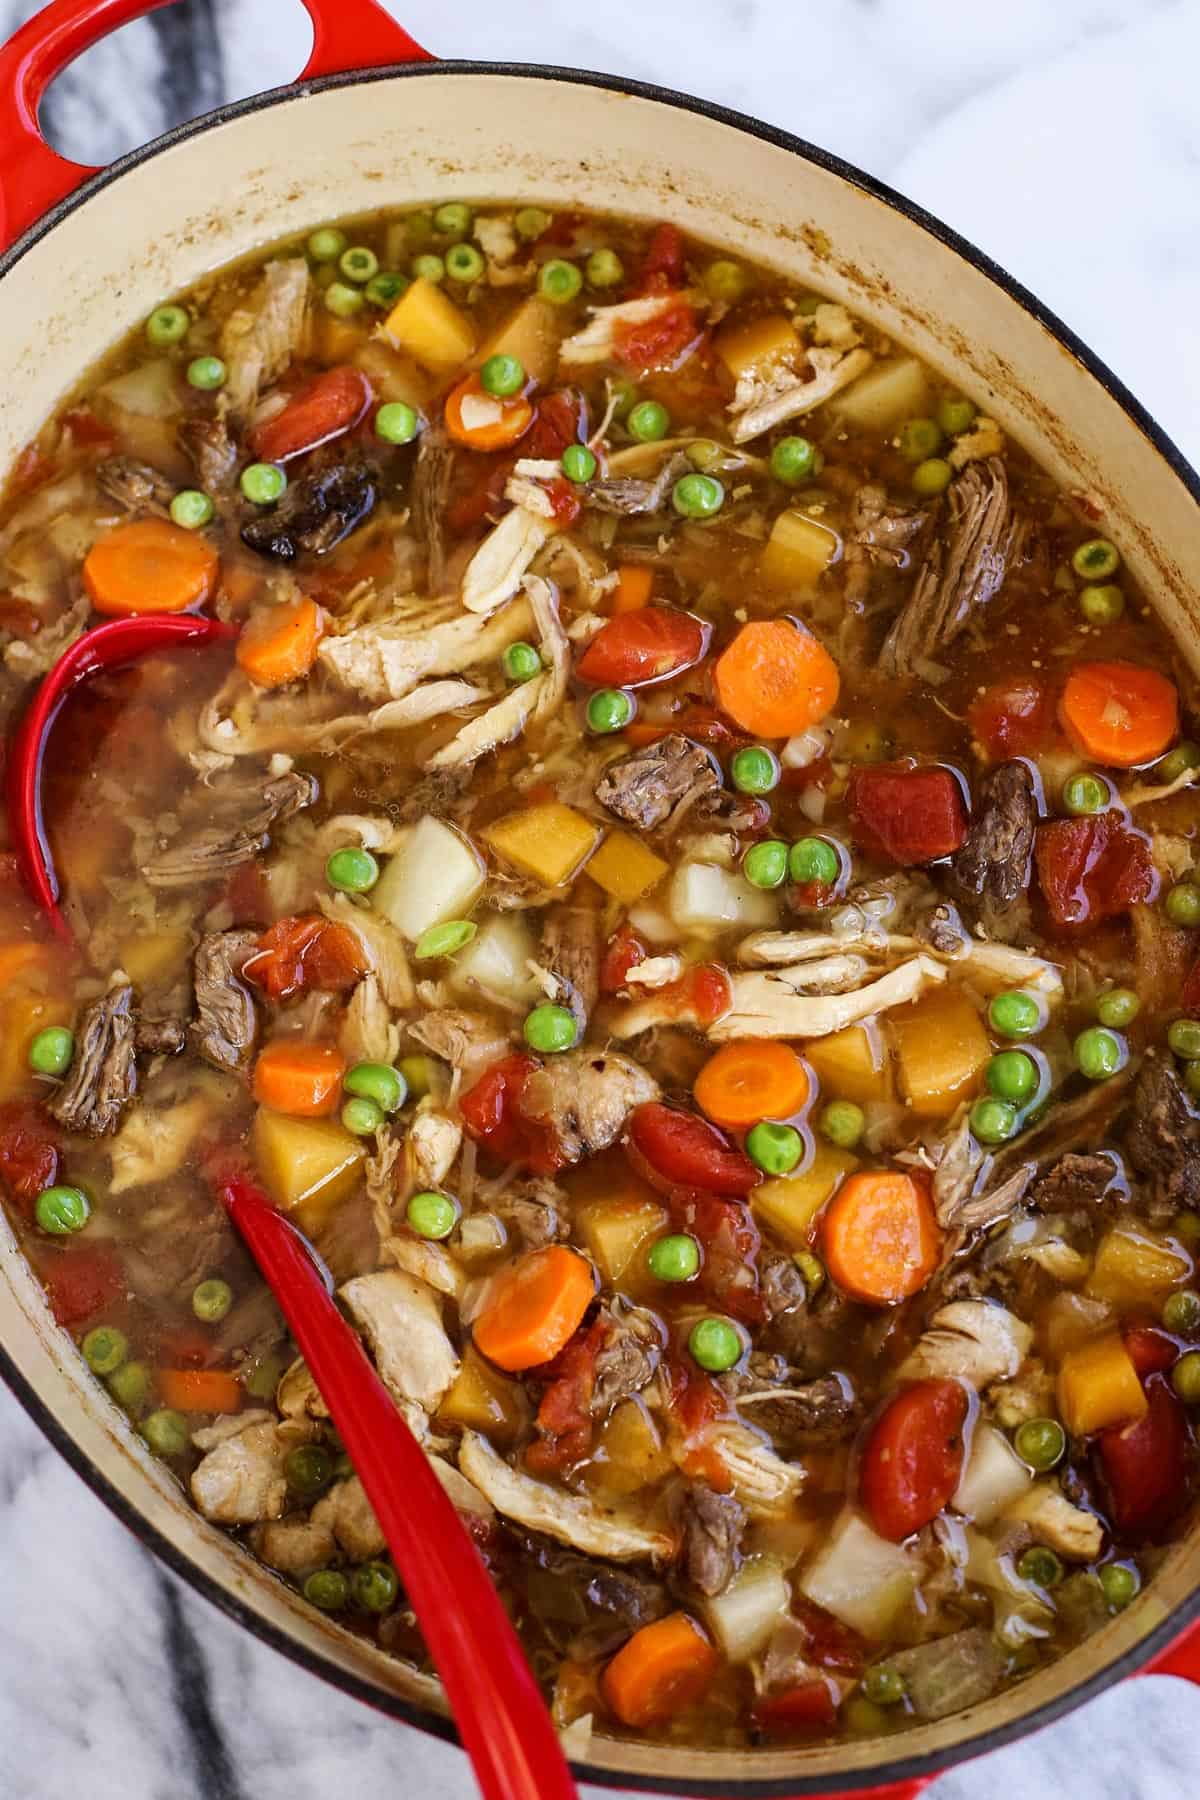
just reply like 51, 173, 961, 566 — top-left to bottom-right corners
219, 1175, 578, 1800
0, 0, 431, 255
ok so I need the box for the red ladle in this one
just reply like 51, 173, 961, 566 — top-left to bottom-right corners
217, 1172, 579, 1800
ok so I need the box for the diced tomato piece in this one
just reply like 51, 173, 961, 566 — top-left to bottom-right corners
791, 1598, 867, 1675
526, 1318, 606, 1473
754, 1679, 839, 1737
846, 765, 969, 866
40, 1245, 125, 1326
545, 475, 582, 526
614, 302, 702, 375
527, 389, 587, 459
666, 1187, 763, 1324
626, 1102, 758, 1197
639, 223, 687, 292
577, 607, 711, 689
1124, 1325, 1179, 1379
600, 923, 647, 995
1034, 816, 1158, 929
628, 963, 732, 1034
62, 408, 118, 451
459, 1053, 566, 1176
0, 1104, 59, 1217
860, 1379, 969, 1541
665, 1352, 734, 1487
1098, 1376, 1192, 1538
250, 366, 372, 463
243, 915, 366, 1000
968, 680, 1056, 760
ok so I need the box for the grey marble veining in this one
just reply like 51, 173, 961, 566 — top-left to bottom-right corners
0, 2, 1199, 1796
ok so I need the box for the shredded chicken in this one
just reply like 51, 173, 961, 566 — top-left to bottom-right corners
427, 577, 567, 769
190, 1412, 292, 1525
458, 1431, 676, 1563
729, 345, 872, 443
319, 595, 534, 703
559, 292, 700, 365
108, 1093, 212, 1194
1008, 1483, 1104, 1562
900, 1301, 1033, 1389
318, 894, 413, 1008
340, 1269, 460, 1420
219, 259, 309, 419
694, 1421, 804, 1518
461, 505, 552, 614
707, 955, 946, 1042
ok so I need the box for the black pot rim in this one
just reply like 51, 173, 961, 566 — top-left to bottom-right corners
2, 55, 1198, 1798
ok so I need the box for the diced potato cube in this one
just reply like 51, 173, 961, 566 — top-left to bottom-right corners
476, 296, 564, 387
702, 1557, 790, 1661
715, 313, 800, 380
586, 830, 669, 904
448, 912, 541, 1007
832, 355, 931, 430
576, 1192, 668, 1286
1085, 1226, 1191, 1306
438, 1346, 529, 1446
252, 1108, 365, 1219
951, 1423, 1032, 1526
1043, 1292, 1113, 1361
383, 276, 478, 372
670, 861, 778, 932
803, 1023, 890, 1106
372, 815, 485, 942
315, 313, 368, 364
760, 509, 839, 591
1057, 1331, 1148, 1437
354, 337, 433, 408
799, 1511, 919, 1638
118, 929, 191, 988
752, 1143, 857, 1250
483, 804, 601, 888
888, 984, 990, 1120
583, 1398, 673, 1497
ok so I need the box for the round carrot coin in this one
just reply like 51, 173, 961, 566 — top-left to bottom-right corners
473, 1245, 596, 1372
714, 618, 840, 739
820, 1169, 941, 1305
693, 1041, 810, 1129
83, 518, 219, 616
1059, 660, 1179, 767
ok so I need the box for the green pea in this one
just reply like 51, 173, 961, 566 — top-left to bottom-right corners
688, 1316, 744, 1373
538, 259, 583, 304
308, 227, 347, 263
242, 1350, 289, 1402
770, 435, 820, 485
1165, 882, 1200, 927
1163, 1289, 1200, 1335
937, 395, 977, 437
1074, 1025, 1127, 1081
501, 639, 542, 687
352, 1560, 398, 1612
146, 304, 189, 347
685, 439, 723, 472
911, 456, 953, 497
1078, 583, 1125, 626
481, 353, 525, 399
794, 1250, 825, 1295
898, 417, 944, 463
1099, 1562, 1140, 1611
1063, 772, 1110, 816
730, 746, 779, 795
187, 354, 226, 391
1072, 538, 1120, 580
375, 401, 420, 445
304, 1568, 349, 1611
82, 1325, 128, 1375
36, 1184, 89, 1235
820, 1101, 865, 1150
406, 1190, 459, 1240
192, 1278, 233, 1323
1168, 1018, 1200, 1060
743, 841, 789, 889
1096, 987, 1140, 1029
325, 846, 379, 893
627, 399, 670, 443
1018, 1546, 1063, 1589
561, 443, 597, 484
446, 243, 485, 283
702, 259, 749, 305
412, 253, 445, 285
365, 272, 408, 308
986, 1049, 1039, 1105
142, 1408, 191, 1458
789, 837, 840, 886
285, 1443, 334, 1499
862, 1663, 906, 1707
108, 1360, 151, 1414
673, 473, 724, 519
342, 1096, 384, 1137
339, 246, 378, 284
514, 207, 551, 241
324, 281, 365, 318
970, 1097, 1018, 1145
988, 990, 1044, 1039
1013, 1417, 1066, 1471
1157, 741, 1200, 784
746, 1120, 804, 1175
1172, 1350, 1200, 1405
647, 1233, 701, 1283
523, 1004, 578, 1054
413, 919, 477, 960
586, 248, 624, 288
843, 1695, 889, 1735
240, 462, 287, 505
170, 489, 214, 530
434, 202, 473, 238
28, 1025, 74, 1076
344, 1062, 407, 1114
586, 688, 634, 734
397, 1054, 432, 1099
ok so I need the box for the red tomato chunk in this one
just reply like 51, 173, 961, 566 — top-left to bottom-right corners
243, 915, 366, 1001
41, 1245, 125, 1326
860, 1378, 968, 1541
626, 1101, 759, 1197
459, 1054, 565, 1176
754, 1679, 839, 1737
576, 607, 710, 689
249, 366, 372, 463
846, 765, 969, 866
1034, 816, 1158, 928
1098, 1377, 1192, 1539
968, 680, 1056, 760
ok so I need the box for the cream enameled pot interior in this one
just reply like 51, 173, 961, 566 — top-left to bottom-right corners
2, 66, 1199, 1795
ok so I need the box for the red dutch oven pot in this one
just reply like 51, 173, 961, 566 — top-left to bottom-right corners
2, 3, 1200, 1796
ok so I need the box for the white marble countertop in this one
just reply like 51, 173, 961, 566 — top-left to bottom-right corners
0, 2, 1198, 1797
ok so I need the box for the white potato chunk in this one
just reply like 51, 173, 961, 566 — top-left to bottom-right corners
371, 815, 484, 942
951, 1423, 1032, 1526
799, 1511, 919, 1638
670, 861, 778, 933
448, 911, 541, 1007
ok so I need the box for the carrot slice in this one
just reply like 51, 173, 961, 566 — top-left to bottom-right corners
820, 1169, 941, 1305
83, 518, 219, 616
252, 1041, 346, 1117
444, 373, 534, 452
602, 1612, 718, 1728
158, 1367, 243, 1414
611, 564, 654, 614
472, 1245, 596, 1372
1059, 660, 1179, 767
714, 618, 839, 738
236, 595, 325, 689
693, 1041, 810, 1130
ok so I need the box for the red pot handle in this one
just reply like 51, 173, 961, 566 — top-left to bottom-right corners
0, 0, 431, 255
1142, 1614, 1200, 1683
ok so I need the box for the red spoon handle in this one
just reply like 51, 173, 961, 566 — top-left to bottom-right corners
220, 1178, 578, 1800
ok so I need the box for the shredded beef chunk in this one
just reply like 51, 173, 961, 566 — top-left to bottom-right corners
192, 928, 260, 1073
494, 1177, 569, 1251
734, 1372, 858, 1451
586, 452, 690, 516
950, 760, 1037, 939
594, 733, 719, 830
843, 483, 928, 606
515, 1531, 668, 1643
411, 426, 453, 592
49, 983, 137, 1135
519, 1049, 659, 1162
178, 416, 238, 495
888, 1628, 1006, 1721
241, 454, 379, 561
761, 1252, 807, 1321
1030, 1151, 1120, 1211
540, 902, 600, 1036
1126, 1056, 1200, 1218
408, 1008, 511, 1080
135, 1016, 186, 1057
681, 1482, 747, 1597
878, 458, 1026, 677
96, 456, 174, 516
143, 771, 317, 887
591, 1300, 663, 1414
